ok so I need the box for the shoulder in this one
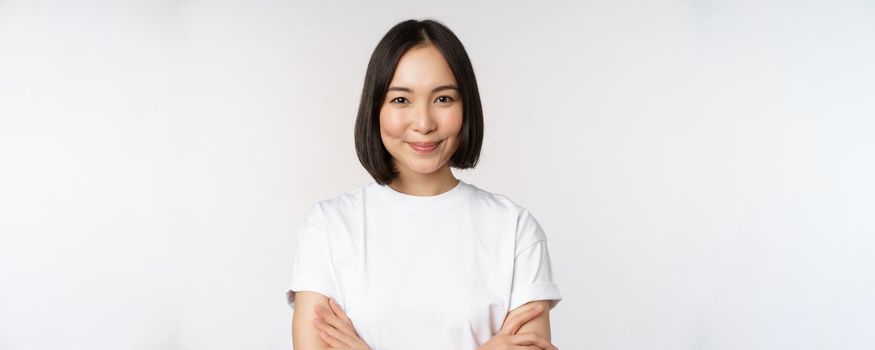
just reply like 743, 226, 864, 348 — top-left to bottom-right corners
303, 183, 369, 225
464, 182, 537, 220
317, 183, 367, 210
464, 183, 548, 251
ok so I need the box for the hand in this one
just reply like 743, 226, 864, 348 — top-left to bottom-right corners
477, 304, 559, 350
312, 298, 371, 350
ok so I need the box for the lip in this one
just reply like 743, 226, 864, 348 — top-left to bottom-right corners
407, 140, 441, 153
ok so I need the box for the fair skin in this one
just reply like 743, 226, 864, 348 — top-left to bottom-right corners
291, 43, 557, 349
380, 43, 463, 197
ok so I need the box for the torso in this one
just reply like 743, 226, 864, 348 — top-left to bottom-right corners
316, 180, 522, 349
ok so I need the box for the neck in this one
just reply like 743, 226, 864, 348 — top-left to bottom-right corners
388, 164, 459, 196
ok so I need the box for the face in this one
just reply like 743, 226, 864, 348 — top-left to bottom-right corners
379, 44, 463, 178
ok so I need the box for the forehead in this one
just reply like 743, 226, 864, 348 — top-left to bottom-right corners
389, 44, 458, 89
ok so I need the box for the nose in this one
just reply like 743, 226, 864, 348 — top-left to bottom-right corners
412, 102, 437, 134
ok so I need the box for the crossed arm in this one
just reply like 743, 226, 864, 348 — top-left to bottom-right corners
290, 291, 553, 349
291, 291, 335, 349
502, 300, 553, 342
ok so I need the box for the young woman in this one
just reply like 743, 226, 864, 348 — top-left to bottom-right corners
286, 18, 562, 350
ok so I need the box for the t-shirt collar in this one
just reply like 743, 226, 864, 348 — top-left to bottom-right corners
370, 179, 470, 212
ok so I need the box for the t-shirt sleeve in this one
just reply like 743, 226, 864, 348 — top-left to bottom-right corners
508, 209, 563, 311
285, 202, 338, 309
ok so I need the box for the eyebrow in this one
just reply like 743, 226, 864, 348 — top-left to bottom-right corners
386, 84, 459, 93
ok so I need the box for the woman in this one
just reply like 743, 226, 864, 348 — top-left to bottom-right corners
286, 18, 562, 350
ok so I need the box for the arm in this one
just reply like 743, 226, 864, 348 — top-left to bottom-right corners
291, 291, 332, 350
500, 300, 553, 341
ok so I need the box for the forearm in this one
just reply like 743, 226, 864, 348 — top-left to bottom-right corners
515, 310, 551, 341
507, 300, 553, 341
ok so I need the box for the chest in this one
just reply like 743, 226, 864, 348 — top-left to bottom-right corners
322, 208, 516, 348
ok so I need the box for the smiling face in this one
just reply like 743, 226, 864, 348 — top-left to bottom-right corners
379, 44, 463, 179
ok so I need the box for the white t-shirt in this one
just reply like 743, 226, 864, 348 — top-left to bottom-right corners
285, 179, 562, 349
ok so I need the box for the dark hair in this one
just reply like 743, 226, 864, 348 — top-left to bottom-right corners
354, 18, 484, 185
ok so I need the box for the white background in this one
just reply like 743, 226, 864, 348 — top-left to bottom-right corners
1, 1, 874, 349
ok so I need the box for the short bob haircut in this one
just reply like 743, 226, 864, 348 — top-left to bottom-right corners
354, 18, 484, 186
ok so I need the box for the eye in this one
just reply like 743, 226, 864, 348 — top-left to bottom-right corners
436, 96, 455, 103
390, 97, 408, 104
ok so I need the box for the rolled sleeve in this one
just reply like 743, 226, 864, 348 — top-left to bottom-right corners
285, 202, 338, 309
509, 210, 562, 311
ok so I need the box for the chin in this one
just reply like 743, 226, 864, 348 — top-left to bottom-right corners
409, 166, 441, 175
405, 162, 444, 175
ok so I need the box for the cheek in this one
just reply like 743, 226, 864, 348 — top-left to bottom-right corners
379, 108, 406, 138
441, 106, 464, 136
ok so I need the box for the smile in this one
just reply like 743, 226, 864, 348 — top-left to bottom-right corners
407, 140, 441, 153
